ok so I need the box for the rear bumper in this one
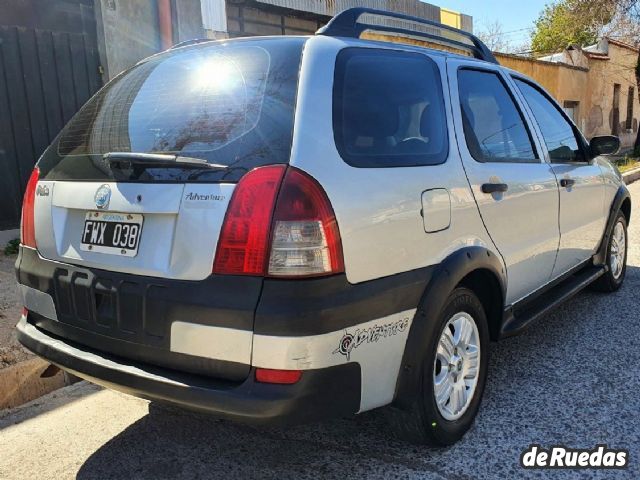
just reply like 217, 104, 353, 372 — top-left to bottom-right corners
16, 245, 429, 417
17, 316, 361, 425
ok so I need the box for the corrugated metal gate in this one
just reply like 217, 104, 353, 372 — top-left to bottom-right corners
0, 0, 102, 230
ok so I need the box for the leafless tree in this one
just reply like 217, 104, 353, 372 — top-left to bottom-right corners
476, 20, 511, 53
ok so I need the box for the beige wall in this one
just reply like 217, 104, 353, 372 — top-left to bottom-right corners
498, 42, 640, 149
350, 36, 640, 149
497, 53, 589, 103
586, 43, 639, 147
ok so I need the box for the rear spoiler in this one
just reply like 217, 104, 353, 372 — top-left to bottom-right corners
316, 7, 498, 65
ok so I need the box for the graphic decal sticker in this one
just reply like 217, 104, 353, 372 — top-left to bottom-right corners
333, 317, 409, 361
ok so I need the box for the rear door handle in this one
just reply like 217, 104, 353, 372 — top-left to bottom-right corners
481, 183, 509, 194
560, 178, 575, 188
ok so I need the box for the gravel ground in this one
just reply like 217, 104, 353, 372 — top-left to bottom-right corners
0, 252, 30, 368
0, 182, 638, 479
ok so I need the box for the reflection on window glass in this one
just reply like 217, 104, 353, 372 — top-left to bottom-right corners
514, 79, 582, 163
59, 46, 269, 156
39, 38, 304, 182
333, 48, 448, 167
458, 69, 536, 163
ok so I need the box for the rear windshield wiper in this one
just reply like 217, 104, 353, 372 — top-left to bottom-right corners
104, 152, 227, 169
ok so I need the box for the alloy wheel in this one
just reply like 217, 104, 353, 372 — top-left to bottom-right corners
433, 312, 480, 421
610, 220, 626, 280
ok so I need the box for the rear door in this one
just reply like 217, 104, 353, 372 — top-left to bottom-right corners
447, 59, 560, 304
511, 77, 606, 279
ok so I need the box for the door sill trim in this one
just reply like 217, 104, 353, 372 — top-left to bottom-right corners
500, 262, 605, 338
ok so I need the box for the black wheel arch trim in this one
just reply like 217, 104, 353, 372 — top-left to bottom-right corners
392, 245, 505, 410
594, 185, 631, 266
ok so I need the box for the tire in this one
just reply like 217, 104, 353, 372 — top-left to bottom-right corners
386, 287, 490, 446
591, 211, 628, 292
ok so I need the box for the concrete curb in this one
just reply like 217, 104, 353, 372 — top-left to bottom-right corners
623, 166, 640, 185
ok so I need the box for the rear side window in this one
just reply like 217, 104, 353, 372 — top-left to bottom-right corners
458, 69, 537, 163
513, 78, 584, 163
333, 48, 448, 168
38, 37, 305, 183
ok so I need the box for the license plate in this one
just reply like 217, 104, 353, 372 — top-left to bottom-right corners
80, 211, 143, 257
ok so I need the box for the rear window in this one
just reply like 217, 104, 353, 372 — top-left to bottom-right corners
38, 37, 305, 182
333, 48, 448, 168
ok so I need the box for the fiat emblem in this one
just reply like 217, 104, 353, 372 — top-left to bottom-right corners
94, 184, 111, 209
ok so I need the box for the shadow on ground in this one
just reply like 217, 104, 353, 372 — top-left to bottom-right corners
75, 266, 640, 479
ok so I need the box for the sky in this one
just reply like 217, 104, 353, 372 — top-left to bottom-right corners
434, 0, 550, 47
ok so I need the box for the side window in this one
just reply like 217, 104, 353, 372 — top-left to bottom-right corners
333, 48, 448, 168
457, 69, 537, 163
514, 78, 583, 163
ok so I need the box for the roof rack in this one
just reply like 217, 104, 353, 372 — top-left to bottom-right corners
316, 8, 498, 65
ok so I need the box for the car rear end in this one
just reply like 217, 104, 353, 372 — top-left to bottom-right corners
15, 36, 362, 424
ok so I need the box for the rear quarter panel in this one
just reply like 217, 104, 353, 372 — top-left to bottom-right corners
290, 36, 501, 284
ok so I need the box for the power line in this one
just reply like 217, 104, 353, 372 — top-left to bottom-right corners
479, 26, 535, 39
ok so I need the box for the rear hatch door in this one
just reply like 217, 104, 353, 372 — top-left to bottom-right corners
28, 37, 305, 380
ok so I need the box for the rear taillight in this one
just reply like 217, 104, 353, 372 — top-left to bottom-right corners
213, 165, 286, 275
267, 168, 344, 277
213, 165, 344, 277
20, 168, 39, 248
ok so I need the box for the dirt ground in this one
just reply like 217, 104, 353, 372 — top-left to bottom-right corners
0, 252, 30, 368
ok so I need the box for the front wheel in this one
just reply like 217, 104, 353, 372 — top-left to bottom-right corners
387, 287, 489, 445
591, 212, 628, 292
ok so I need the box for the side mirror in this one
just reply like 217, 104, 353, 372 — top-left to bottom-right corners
590, 135, 620, 156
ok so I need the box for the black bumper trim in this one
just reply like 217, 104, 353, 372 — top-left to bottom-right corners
17, 317, 361, 425
16, 246, 262, 380
255, 267, 433, 336
29, 313, 250, 381
18, 245, 432, 342
16, 246, 262, 342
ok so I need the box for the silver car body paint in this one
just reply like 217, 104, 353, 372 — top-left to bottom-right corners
253, 309, 416, 412
290, 36, 501, 285
25, 35, 627, 414
549, 162, 606, 278
34, 181, 235, 280
505, 68, 610, 285
445, 57, 560, 305
170, 322, 253, 365
19, 282, 58, 321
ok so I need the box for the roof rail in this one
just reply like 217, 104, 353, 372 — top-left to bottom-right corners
316, 8, 498, 64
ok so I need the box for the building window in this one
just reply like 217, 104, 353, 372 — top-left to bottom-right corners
626, 86, 634, 131
563, 101, 579, 122
613, 83, 621, 135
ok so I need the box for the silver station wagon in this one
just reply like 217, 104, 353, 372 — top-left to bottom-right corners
16, 8, 630, 445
